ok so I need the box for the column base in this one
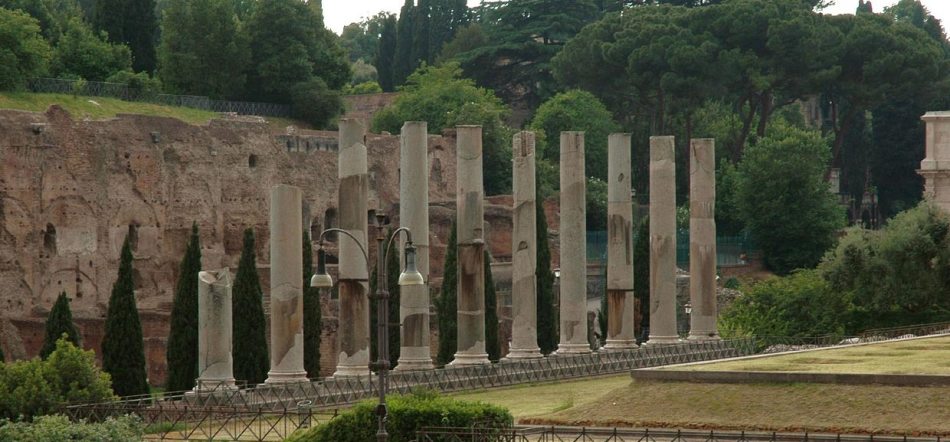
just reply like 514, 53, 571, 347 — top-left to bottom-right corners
687, 332, 721, 341
555, 343, 591, 354
393, 357, 435, 371
504, 346, 542, 360
265, 371, 309, 384
190, 379, 238, 394
449, 352, 490, 366
644, 335, 681, 345
603, 339, 638, 350
332, 365, 370, 377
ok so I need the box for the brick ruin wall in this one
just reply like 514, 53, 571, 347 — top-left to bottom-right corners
0, 107, 564, 382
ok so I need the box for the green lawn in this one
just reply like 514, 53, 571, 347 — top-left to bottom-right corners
449, 375, 630, 419
0, 92, 310, 131
672, 335, 950, 375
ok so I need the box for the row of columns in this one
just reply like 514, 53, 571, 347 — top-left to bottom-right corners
190, 122, 722, 390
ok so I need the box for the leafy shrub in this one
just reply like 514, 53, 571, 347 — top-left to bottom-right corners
0, 414, 142, 441
286, 390, 512, 442
290, 77, 344, 129
343, 81, 383, 95
51, 18, 131, 81
105, 70, 162, 98
0, 338, 114, 420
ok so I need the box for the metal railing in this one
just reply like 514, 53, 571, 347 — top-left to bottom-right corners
26, 78, 291, 118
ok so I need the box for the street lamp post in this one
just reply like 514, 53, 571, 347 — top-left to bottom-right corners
311, 213, 423, 442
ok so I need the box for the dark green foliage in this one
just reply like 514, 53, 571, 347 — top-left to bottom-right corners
436, 221, 457, 366
339, 12, 389, 63
392, 0, 415, 87
369, 229, 400, 367
165, 223, 200, 392
290, 77, 344, 128
104, 69, 161, 97
93, 0, 157, 72
411, 0, 430, 66
284, 390, 512, 442
243, 0, 349, 103
484, 250, 499, 361
303, 231, 321, 378
0, 7, 51, 90
633, 218, 649, 338
232, 229, 268, 385
535, 183, 557, 354
375, 14, 397, 92
50, 17, 131, 81
40, 292, 81, 359
715, 160, 744, 236
428, 0, 468, 60
0, 415, 142, 440
0, 0, 85, 41
157, 0, 249, 99
101, 235, 149, 397
736, 124, 845, 274
0, 338, 115, 420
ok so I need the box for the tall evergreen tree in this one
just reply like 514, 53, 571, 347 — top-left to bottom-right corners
303, 230, 321, 378
232, 229, 269, 385
101, 235, 149, 397
436, 221, 458, 366
93, 0, 157, 72
165, 223, 201, 392
370, 229, 401, 366
411, 0, 431, 65
40, 292, 81, 359
484, 250, 500, 361
392, 0, 415, 87
429, 0, 468, 59
536, 184, 557, 354
376, 14, 397, 92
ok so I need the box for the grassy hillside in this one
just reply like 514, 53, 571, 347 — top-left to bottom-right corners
0, 92, 310, 130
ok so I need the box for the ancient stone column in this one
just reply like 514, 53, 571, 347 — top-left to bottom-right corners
266, 184, 308, 383
688, 139, 720, 341
396, 121, 434, 370
194, 268, 237, 391
919, 112, 950, 212
506, 131, 541, 359
557, 131, 591, 354
604, 133, 637, 350
335, 118, 371, 377
451, 125, 490, 365
646, 136, 680, 345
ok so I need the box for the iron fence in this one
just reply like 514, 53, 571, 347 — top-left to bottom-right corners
26, 78, 291, 117
675, 230, 757, 268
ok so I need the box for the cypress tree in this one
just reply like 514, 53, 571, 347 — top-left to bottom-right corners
94, 0, 157, 72
392, 0, 415, 87
40, 292, 82, 359
484, 250, 500, 361
436, 221, 458, 366
411, 0, 431, 65
536, 186, 558, 354
232, 229, 269, 385
165, 223, 201, 392
376, 14, 397, 92
303, 230, 321, 378
370, 228, 401, 366
101, 235, 149, 397
633, 217, 650, 342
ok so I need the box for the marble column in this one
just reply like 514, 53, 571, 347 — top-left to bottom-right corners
396, 121, 434, 370
646, 136, 679, 345
557, 131, 591, 354
688, 138, 720, 341
506, 131, 541, 359
266, 184, 308, 383
919, 112, 950, 212
335, 118, 371, 377
604, 133, 637, 350
451, 125, 490, 365
194, 268, 237, 391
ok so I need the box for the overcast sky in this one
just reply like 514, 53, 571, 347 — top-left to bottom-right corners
324, 0, 950, 35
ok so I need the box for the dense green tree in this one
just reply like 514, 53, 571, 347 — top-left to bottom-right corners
158, 0, 249, 99
303, 231, 321, 378
715, 159, 744, 236
0, 7, 51, 90
428, 0, 468, 59
369, 229, 401, 367
289, 77, 343, 128
435, 221, 457, 366
736, 123, 845, 274
340, 12, 391, 63
243, 0, 349, 103
437, 23, 486, 63
50, 17, 130, 81
0, 0, 85, 41
39, 292, 81, 359
411, 0, 430, 66
535, 183, 557, 354
350, 59, 377, 84
372, 62, 512, 195
93, 0, 156, 72
232, 229, 268, 385
165, 223, 200, 392
392, 0, 415, 87
375, 14, 397, 92
484, 250, 500, 361
101, 235, 149, 397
